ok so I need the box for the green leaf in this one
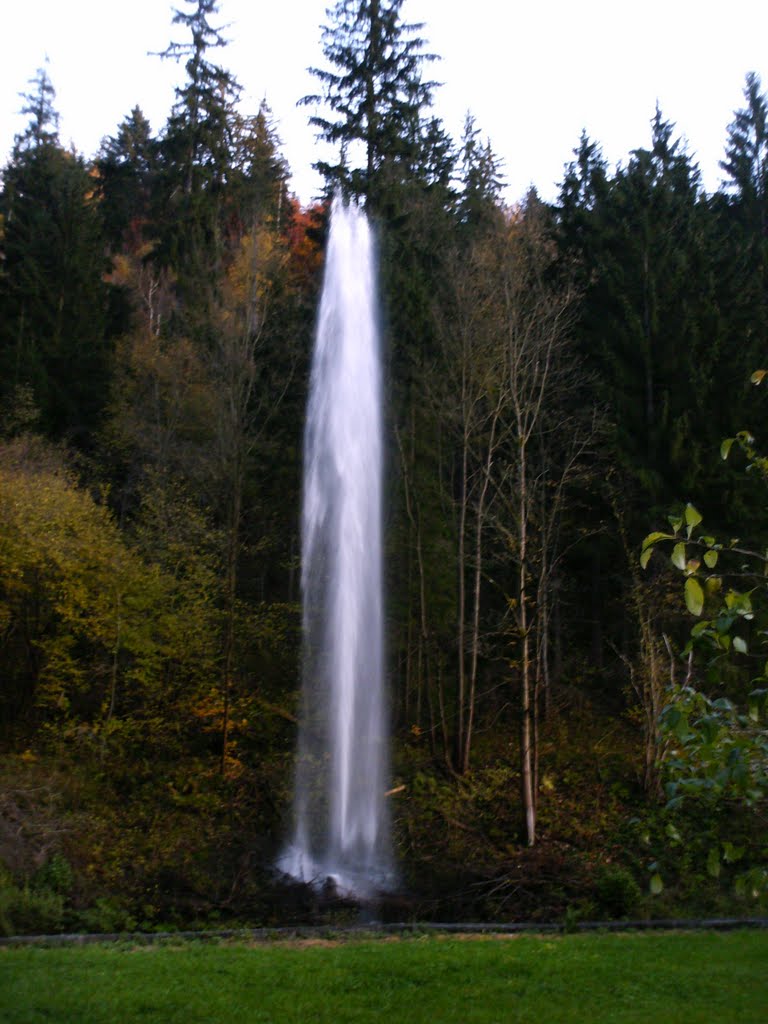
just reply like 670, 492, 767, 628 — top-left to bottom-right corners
716, 612, 735, 632
748, 692, 763, 723
720, 437, 735, 460
685, 503, 703, 529
726, 591, 753, 617
712, 697, 735, 713
640, 547, 653, 570
665, 822, 682, 843
703, 550, 718, 569
662, 707, 681, 729
650, 873, 664, 895
641, 531, 670, 551
668, 513, 683, 534
723, 843, 744, 864
673, 713, 692, 741
733, 636, 748, 655
706, 846, 721, 878
685, 577, 704, 616
699, 716, 720, 744
671, 543, 687, 571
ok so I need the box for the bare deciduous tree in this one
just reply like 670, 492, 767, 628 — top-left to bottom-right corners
488, 199, 595, 845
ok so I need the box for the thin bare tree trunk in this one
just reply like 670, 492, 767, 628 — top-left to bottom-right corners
518, 453, 536, 847
436, 657, 451, 768
456, 409, 469, 770
395, 420, 432, 736
463, 406, 501, 773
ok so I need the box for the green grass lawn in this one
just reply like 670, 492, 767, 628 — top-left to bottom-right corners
0, 930, 765, 1023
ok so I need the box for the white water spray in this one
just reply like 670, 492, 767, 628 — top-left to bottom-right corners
278, 196, 393, 896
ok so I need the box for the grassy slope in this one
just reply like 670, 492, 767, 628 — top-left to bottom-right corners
1, 931, 766, 1024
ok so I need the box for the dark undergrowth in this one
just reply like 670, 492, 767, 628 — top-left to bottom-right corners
1, 705, 765, 937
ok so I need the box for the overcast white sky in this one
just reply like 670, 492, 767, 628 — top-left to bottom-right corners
3, 1, 768, 205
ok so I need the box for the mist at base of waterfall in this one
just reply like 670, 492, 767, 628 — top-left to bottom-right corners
278, 196, 394, 898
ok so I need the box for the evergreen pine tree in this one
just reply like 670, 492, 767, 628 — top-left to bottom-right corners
97, 106, 157, 252
721, 72, 768, 223
558, 110, 720, 506
303, 0, 438, 206
456, 112, 505, 237
14, 64, 59, 151
228, 100, 290, 233
157, 0, 240, 197
0, 69, 110, 443
153, 0, 242, 307
716, 72, 768, 386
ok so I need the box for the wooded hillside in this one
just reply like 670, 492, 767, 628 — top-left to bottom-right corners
1, 1, 766, 931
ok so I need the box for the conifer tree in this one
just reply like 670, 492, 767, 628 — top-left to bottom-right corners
555, 116, 716, 683
228, 100, 290, 232
456, 113, 504, 238
558, 110, 719, 506
303, 0, 438, 205
717, 73, 768, 385
721, 72, 768, 221
97, 106, 157, 252
157, 0, 240, 198
0, 69, 110, 443
14, 64, 59, 151
154, 0, 241, 305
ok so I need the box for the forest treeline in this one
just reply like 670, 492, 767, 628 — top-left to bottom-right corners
1, 0, 766, 929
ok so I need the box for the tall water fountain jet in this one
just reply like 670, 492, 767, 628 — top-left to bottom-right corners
278, 195, 393, 897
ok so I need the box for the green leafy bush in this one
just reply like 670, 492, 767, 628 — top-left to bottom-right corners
73, 897, 137, 935
31, 853, 73, 896
0, 884, 65, 936
593, 865, 641, 919
641, 403, 768, 899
